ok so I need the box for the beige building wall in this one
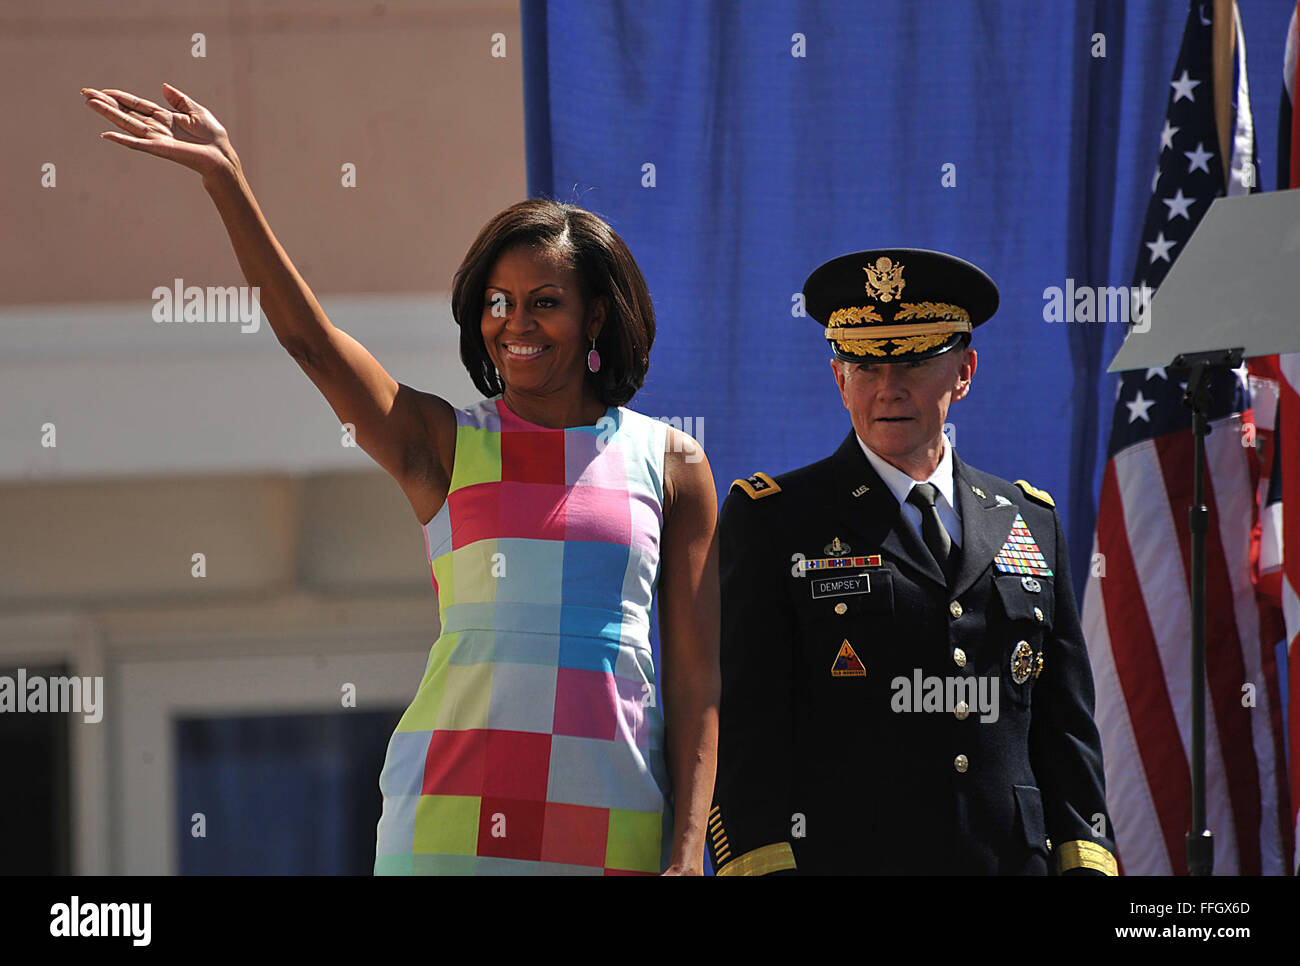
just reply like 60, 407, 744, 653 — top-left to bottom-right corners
0, 0, 527, 873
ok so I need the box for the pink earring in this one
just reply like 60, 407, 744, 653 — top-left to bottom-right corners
587, 338, 601, 373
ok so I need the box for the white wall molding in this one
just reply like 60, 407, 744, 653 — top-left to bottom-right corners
1, 292, 484, 481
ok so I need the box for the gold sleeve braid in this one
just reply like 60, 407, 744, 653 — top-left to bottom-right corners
1055, 840, 1118, 876
707, 806, 731, 867
709, 806, 798, 876
715, 842, 798, 876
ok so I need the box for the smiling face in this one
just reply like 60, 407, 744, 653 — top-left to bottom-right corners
831, 346, 976, 479
481, 243, 605, 409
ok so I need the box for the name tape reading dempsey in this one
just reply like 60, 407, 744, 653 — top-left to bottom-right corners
810, 574, 871, 598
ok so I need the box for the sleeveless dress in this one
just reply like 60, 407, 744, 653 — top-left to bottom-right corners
374, 396, 672, 875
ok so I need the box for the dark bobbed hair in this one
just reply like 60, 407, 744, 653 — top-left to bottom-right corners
451, 199, 656, 407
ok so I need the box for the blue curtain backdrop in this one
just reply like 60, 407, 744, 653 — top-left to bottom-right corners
521, 0, 1296, 608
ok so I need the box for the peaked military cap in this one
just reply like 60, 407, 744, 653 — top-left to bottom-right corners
803, 248, 999, 363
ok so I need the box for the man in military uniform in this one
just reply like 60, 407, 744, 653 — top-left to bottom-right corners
708, 249, 1117, 876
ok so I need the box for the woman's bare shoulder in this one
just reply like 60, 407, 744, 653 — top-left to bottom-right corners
661, 425, 715, 520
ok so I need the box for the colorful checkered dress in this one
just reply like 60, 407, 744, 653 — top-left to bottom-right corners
374, 396, 672, 875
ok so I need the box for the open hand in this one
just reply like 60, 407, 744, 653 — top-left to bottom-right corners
81, 83, 238, 179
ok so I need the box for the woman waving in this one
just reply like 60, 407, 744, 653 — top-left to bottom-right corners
82, 83, 719, 875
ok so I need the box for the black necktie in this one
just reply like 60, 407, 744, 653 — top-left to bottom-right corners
906, 482, 955, 581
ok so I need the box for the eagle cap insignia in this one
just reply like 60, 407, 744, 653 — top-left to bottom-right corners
863, 257, 906, 303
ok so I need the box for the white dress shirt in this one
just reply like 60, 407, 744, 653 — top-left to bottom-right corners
856, 434, 963, 549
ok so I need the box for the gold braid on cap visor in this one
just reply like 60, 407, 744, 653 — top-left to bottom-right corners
827, 301, 971, 357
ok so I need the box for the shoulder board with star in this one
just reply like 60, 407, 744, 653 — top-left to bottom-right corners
731, 471, 781, 500
1014, 479, 1055, 507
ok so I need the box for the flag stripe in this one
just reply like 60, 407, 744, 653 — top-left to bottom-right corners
1204, 422, 1269, 869
1084, 543, 1172, 874
1154, 426, 1259, 873
1123, 433, 1239, 873
1097, 457, 1190, 872
1209, 417, 1289, 873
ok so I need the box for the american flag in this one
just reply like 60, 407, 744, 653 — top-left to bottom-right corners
1080, 0, 1294, 875
1253, 0, 1300, 874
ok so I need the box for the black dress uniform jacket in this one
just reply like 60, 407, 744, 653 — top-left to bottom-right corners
708, 430, 1117, 875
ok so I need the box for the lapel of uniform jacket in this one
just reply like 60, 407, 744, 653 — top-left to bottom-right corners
831, 429, 946, 588
949, 454, 1020, 600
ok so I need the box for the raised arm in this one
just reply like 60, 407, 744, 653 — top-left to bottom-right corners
80, 84, 455, 524
657, 427, 721, 875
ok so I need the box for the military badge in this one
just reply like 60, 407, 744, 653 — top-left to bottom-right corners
863, 256, 906, 302
993, 514, 1053, 576
732, 471, 781, 500
995, 494, 1013, 506
810, 573, 870, 598
971, 485, 986, 498
825, 536, 851, 556
1021, 576, 1042, 593
851, 484, 869, 498
831, 639, 866, 678
1034, 651, 1044, 680
1014, 479, 1055, 507
1011, 641, 1034, 685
